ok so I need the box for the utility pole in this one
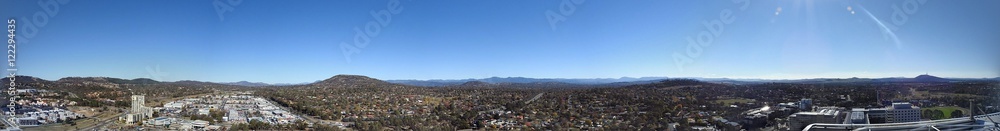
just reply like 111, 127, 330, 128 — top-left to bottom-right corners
970, 99, 975, 121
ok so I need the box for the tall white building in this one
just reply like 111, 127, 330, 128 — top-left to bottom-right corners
131, 95, 145, 113
122, 95, 153, 125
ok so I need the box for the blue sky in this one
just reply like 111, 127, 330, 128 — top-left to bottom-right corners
1, 0, 998, 83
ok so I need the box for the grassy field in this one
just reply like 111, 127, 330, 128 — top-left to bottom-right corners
715, 98, 755, 105
922, 106, 970, 119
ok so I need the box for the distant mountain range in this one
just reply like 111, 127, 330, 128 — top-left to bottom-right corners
220, 81, 271, 87
386, 76, 670, 86
5, 74, 991, 88
1, 75, 240, 92
218, 81, 314, 87
732, 74, 963, 84
881, 74, 952, 83
227, 74, 998, 87
384, 74, 996, 86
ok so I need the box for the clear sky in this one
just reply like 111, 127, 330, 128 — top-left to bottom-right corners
2, 0, 998, 83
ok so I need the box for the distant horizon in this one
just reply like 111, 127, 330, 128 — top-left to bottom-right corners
3, 1, 998, 83
13, 73, 997, 84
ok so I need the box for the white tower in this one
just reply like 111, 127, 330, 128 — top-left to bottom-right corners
131, 95, 145, 114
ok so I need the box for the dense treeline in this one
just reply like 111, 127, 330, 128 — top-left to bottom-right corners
6, 75, 997, 130
260, 76, 999, 130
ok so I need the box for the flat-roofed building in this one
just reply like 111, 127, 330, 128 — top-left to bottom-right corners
848, 109, 868, 124
789, 109, 845, 130
889, 102, 921, 123
847, 102, 921, 124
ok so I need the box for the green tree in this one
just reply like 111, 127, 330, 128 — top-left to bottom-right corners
932, 110, 946, 120
951, 110, 964, 118
923, 109, 934, 119
248, 119, 272, 130
293, 120, 308, 130
231, 123, 248, 130
314, 124, 341, 131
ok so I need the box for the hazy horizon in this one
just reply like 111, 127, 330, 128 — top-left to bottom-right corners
12, 73, 995, 84
3, 0, 998, 83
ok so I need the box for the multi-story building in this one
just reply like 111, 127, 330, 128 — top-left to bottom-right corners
122, 95, 154, 125
788, 108, 844, 130
799, 98, 813, 111
847, 110, 868, 124
17, 116, 39, 126
864, 108, 889, 123
889, 102, 921, 123
131, 95, 145, 114
803, 111, 1000, 130
842, 102, 921, 124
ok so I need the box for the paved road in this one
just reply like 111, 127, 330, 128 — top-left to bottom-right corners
78, 112, 123, 131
